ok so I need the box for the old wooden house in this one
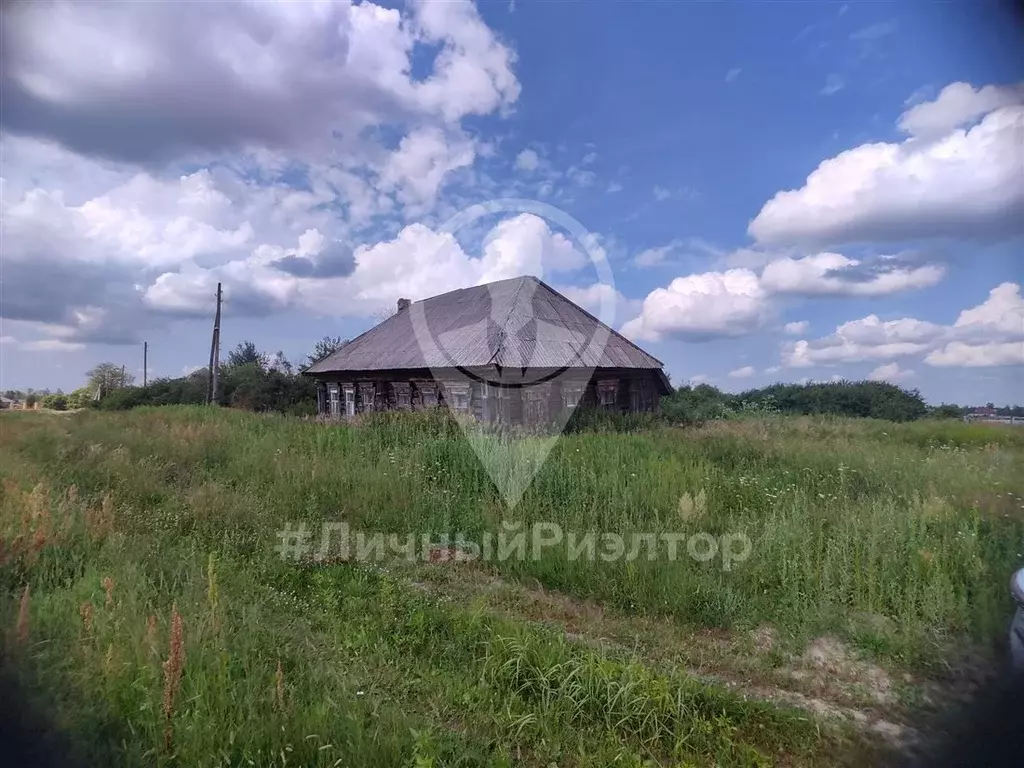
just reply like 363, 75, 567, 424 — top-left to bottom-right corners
303, 275, 670, 424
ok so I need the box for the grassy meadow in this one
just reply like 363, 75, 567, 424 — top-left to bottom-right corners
1, 406, 1022, 766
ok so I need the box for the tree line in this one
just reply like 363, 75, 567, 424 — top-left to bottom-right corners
662, 380, 940, 423
5, 336, 347, 414
6, 342, 1017, 423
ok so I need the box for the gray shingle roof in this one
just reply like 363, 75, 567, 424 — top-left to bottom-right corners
305, 275, 664, 374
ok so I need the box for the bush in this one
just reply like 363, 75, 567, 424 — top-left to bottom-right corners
41, 393, 68, 411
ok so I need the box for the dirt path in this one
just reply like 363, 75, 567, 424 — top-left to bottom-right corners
396, 559, 998, 756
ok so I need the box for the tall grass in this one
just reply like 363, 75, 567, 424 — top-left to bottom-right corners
1, 407, 1021, 765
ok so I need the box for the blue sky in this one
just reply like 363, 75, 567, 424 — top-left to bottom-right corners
1, 0, 1021, 404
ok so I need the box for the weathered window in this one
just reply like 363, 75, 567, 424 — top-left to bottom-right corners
343, 386, 355, 417
327, 383, 340, 418
358, 383, 376, 413
562, 383, 584, 409
420, 384, 438, 408
394, 383, 411, 410
597, 379, 618, 410
446, 384, 470, 413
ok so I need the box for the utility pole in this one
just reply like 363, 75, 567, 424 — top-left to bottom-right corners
120, 364, 126, 388
143, 341, 148, 387
207, 282, 222, 405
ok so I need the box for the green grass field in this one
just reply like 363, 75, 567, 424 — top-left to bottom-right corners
1, 407, 1022, 766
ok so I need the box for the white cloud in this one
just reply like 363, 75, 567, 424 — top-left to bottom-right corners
2, 0, 520, 164
820, 73, 845, 96
783, 282, 1024, 370
606, 181, 624, 194
515, 148, 540, 172
621, 269, 769, 342
728, 365, 756, 378
725, 68, 742, 83
784, 320, 810, 335
0, 1, 534, 349
760, 253, 945, 296
949, 281, 1024, 339
557, 283, 639, 328
378, 126, 476, 211
653, 186, 671, 202
623, 248, 944, 344
898, 81, 1024, 138
868, 362, 914, 382
566, 166, 596, 187
633, 240, 682, 268
581, 152, 597, 165
307, 213, 586, 315
783, 314, 944, 367
925, 341, 1024, 368
749, 83, 1024, 246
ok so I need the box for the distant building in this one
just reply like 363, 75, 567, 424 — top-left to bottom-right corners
303, 275, 671, 424
964, 406, 1024, 426
0, 396, 18, 410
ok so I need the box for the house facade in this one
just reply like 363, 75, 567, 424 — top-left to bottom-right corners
303, 276, 671, 425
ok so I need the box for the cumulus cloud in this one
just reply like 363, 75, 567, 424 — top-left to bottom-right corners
378, 126, 476, 212
515, 148, 540, 172
868, 362, 914, 382
784, 321, 810, 335
925, 342, 1024, 368
0, 1, 535, 351
749, 82, 1024, 246
141, 214, 587, 323
1, 0, 519, 164
898, 81, 1024, 138
620, 269, 769, 342
783, 282, 1024, 370
760, 253, 945, 296
622, 249, 943, 343
925, 282, 1024, 367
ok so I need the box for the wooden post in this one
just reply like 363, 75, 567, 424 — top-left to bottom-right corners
207, 283, 222, 405
143, 341, 148, 387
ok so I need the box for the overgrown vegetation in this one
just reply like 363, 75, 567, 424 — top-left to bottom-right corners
1, 407, 1021, 765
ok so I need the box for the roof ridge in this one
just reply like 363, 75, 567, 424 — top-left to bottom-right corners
487, 274, 530, 366
532, 278, 665, 368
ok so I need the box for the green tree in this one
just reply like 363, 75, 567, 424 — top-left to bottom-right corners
306, 335, 348, 368
226, 341, 268, 369
87, 362, 134, 393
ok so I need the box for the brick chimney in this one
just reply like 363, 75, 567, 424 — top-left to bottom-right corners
397, 298, 411, 312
